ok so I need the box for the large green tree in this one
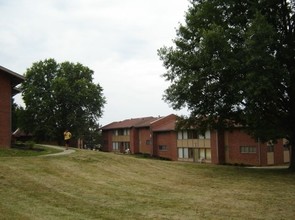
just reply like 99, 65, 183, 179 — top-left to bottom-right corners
158, 0, 295, 170
22, 58, 106, 144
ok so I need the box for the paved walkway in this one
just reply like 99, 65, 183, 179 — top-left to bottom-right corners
247, 165, 289, 169
39, 145, 76, 157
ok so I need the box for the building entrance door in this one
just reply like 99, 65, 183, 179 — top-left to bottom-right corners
267, 152, 274, 165
267, 143, 274, 165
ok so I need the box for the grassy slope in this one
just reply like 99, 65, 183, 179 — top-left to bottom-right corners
0, 150, 294, 220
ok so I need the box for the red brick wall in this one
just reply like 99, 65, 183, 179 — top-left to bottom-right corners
130, 128, 138, 153
0, 73, 12, 148
224, 129, 286, 166
210, 130, 218, 164
138, 127, 152, 154
210, 129, 286, 166
153, 131, 177, 160
225, 129, 260, 165
102, 130, 112, 152
210, 130, 226, 164
150, 114, 177, 160
101, 127, 151, 154
273, 139, 285, 164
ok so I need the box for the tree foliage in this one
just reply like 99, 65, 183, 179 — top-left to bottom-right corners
11, 100, 22, 132
21, 58, 106, 143
158, 0, 295, 169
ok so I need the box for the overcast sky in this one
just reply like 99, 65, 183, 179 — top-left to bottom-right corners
0, 0, 190, 125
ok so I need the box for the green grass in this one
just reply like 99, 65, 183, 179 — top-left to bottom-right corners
0, 149, 294, 219
0, 145, 62, 157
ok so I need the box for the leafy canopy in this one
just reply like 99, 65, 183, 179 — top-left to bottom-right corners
159, 0, 294, 138
158, 0, 295, 168
21, 58, 106, 142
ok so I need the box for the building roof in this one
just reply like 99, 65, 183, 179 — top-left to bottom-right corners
12, 128, 33, 137
0, 65, 25, 86
152, 120, 176, 132
101, 116, 160, 130
0, 65, 25, 95
150, 114, 177, 131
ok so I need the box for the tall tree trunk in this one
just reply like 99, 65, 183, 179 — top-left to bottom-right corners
289, 141, 295, 171
288, 128, 295, 171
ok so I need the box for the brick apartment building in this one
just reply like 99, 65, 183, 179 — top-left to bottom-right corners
0, 66, 25, 148
101, 114, 290, 166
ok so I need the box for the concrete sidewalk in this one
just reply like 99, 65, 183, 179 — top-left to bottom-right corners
247, 165, 289, 169
39, 145, 76, 157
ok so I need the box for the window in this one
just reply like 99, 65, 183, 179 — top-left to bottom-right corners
178, 148, 194, 159
206, 149, 211, 160
196, 148, 211, 160
283, 139, 289, 150
178, 148, 184, 158
123, 129, 130, 135
187, 130, 198, 139
112, 130, 118, 136
267, 141, 274, 152
284, 143, 289, 151
183, 148, 188, 158
240, 146, 257, 153
178, 131, 186, 139
159, 145, 167, 151
198, 134, 205, 139
122, 142, 130, 150
198, 130, 210, 139
146, 140, 151, 145
177, 131, 183, 140
118, 129, 124, 135
178, 130, 210, 140
114, 129, 130, 136
267, 145, 274, 152
177, 130, 193, 139
112, 142, 119, 150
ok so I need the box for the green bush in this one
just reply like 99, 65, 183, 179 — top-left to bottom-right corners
25, 141, 35, 149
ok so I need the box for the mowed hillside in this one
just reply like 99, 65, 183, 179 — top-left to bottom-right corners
0, 149, 294, 220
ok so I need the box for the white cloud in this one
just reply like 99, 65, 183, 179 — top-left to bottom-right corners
1, 0, 190, 125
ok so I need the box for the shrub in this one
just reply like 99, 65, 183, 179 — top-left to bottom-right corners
25, 141, 35, 149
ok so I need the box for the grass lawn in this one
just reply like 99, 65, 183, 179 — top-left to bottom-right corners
0, 148, 294, 219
